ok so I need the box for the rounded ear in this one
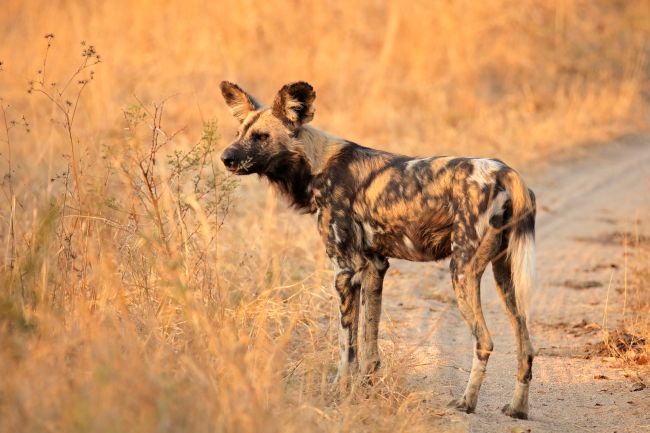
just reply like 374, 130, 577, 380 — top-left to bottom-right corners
272, 81, 315, 129
220, 81, 263, 123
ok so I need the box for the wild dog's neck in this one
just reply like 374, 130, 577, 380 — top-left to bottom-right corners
263, 146, 315, 213
294, 125, 347, 175
263, 126, 347, 213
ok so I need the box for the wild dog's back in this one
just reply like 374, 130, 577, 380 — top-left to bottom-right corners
347, 152, 458, 261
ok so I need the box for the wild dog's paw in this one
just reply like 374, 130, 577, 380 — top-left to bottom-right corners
358, 359, 381, 387
501, 403, 528, 420
447, 397, 475, 414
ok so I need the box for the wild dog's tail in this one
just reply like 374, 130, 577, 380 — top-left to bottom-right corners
500, 168, 536, 319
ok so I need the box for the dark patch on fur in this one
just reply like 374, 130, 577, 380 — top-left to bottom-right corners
219, 81, 261, 120
272, 82, 315, 129
264, 150, 314, 213
348, 347, 356, 363
524, 354, 534, 383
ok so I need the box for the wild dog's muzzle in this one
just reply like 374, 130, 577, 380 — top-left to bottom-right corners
220, 146, 246, 171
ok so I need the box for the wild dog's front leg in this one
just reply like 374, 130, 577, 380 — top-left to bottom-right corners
358, 255, 388, 377
316, 207, 367, 384
333, 265, 361, 383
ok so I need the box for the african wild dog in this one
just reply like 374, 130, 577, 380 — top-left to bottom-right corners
219, 81, 536, 419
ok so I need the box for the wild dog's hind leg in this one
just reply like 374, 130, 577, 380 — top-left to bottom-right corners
333, 265, 361, 384
358, 255, 388, 378
492, 253, 534, 420
448, 227, 501, 413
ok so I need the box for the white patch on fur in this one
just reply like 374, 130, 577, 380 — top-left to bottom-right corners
508, 231, 535, 319
284, 97, 305, 123
331, 263, 356, 381
332, 222, 342, 244
463, 352, 488, 408
236, 110, 257, 129
403, 235, 416, 252
337, 317, 353, 378
405, 157, 430, 172
362, 222, 375, 247
510, 381, 530, 414
469, 159, 503, 187
335, 311, 352, 382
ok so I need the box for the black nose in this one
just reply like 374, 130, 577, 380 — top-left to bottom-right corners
221, 148, 239, 168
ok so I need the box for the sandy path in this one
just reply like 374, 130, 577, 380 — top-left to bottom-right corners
381, 136, 650, 432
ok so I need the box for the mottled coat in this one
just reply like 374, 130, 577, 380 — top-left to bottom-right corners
220, 81, 536, 419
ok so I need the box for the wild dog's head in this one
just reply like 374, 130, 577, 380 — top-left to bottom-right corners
219, 81, 315, 175
219, 81, 317, 212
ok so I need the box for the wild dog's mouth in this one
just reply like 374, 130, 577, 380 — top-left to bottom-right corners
225, 166, 247, 175
225, 160, 255, 175
221, 147, 254, 174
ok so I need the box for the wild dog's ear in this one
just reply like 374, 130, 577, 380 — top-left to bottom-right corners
272, 81, 315, 129
220, 81, 262, 123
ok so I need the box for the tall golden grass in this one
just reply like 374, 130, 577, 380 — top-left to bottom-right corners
607, 228, 650, 367
1, 1, 649, 432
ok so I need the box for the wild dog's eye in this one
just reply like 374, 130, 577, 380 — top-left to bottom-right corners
251, 132, 269, 142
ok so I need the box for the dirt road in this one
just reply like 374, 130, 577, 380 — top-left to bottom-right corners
382, 136, 650, 432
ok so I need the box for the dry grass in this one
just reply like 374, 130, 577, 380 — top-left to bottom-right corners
1, 1, 650, 432
606, 227, 650, 368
